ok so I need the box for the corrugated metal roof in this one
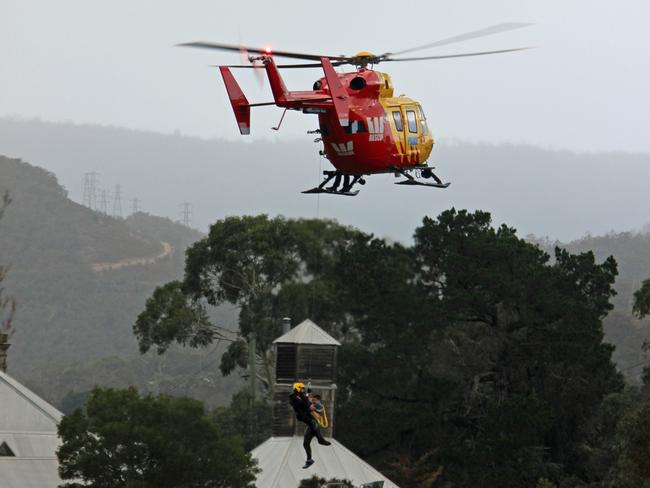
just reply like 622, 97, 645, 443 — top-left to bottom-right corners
0, 372, 62, 432
0, 459, 61, 488
273, 319, 342, 346
0, 371, 63, 488
251, 436, 400, 488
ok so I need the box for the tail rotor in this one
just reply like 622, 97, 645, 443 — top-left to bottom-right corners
238, 36, 265, 88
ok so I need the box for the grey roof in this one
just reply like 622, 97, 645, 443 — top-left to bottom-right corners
0, 371, 63, 488
273, 319, 342, 346
251, 436, 399, 488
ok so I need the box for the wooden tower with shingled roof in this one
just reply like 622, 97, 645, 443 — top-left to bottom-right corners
272, 318, 341, 438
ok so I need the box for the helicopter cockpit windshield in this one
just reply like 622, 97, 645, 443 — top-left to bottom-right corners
417, 104, 429, 135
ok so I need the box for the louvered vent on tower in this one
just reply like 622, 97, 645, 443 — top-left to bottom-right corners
297, 345, 335, 381
275, 344, 297, 382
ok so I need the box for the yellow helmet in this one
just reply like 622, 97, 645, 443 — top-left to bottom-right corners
293, 382, 305, 392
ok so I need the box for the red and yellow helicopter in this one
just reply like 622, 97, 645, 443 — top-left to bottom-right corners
181, 23, 531, 196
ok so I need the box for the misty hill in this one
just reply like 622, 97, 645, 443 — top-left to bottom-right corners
533, 232, 650, 382
2, 118, 650, 401
0, 156, 241, 408
1, 116, 649, 242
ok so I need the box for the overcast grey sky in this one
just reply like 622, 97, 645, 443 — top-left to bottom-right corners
2, 0, 649, 153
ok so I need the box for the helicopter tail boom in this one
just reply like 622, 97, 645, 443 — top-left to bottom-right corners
262, 56, 349, 127
219, 66, 251, 135
220, 56, 351, 134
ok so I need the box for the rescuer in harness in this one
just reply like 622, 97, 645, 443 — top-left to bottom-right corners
289, 382, 331, 468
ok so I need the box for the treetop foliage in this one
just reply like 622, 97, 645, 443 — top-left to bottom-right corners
57, 387, 258, 488
334, 208, 622, 487
134, 215, 366, 392
297, 476, 354, 488
134, 280, 213, 354
134, 208, 625, 487
633, 278, 650, 319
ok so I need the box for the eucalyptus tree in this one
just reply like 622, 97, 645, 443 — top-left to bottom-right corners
134, 215, 365, 397
334, 209, 623, 487
57, 387, 258, 488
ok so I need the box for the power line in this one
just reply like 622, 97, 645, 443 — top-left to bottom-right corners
621, 358, 650, 373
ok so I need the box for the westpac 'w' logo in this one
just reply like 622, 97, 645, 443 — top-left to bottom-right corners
366, 116, 385, 142
330, 141, 354, 157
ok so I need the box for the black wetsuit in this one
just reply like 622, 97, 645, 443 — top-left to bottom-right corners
289, 390, 327, 460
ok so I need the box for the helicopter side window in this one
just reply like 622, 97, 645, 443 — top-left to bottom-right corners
418, 105, 429, 133
344, 120, 367, 134
406, 110, 418, 133
392, 111, 403, 131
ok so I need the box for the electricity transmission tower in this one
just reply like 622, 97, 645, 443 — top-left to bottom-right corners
112, 184, 123, 218
99, 189, 109, 214
181, 202, 192, 227
131, 198, 141, 215
82, 172, 99, 210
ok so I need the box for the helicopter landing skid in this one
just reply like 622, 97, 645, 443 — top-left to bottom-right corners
302, 170, 364, 196
393, 166, 450, 188
395, 179, 450, 188
302, 187, 359, 196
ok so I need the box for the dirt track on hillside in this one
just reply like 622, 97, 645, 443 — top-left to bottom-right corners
92, 241, 172, 272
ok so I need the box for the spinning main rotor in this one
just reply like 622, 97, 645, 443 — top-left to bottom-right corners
179, 22, 533, 69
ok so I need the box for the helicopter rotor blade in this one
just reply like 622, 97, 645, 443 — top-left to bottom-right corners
384, 46, 533, 63
183, 23, 533, 68
219, 62, 343, 69
178, 41, 347, 62
386, 22, 533, 58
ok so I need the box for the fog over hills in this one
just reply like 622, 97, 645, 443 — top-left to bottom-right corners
1, 117, 649, 242
3, 117, 650, 406
0, 156, 241, 409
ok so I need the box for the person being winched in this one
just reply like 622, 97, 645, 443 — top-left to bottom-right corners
289, 382, 331, 468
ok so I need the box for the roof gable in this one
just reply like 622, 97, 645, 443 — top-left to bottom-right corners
0, 372, 63, 487
273, 319, 341, 346
0, 372, 62, 433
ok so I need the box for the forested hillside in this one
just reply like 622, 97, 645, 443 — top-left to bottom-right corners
532, 233, 650, 381
0, 156, 241, 408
